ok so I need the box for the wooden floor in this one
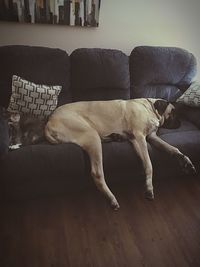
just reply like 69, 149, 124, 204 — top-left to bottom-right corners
0, 175, 200, 267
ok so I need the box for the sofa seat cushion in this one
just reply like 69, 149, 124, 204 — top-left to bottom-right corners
178, 105, 200, 129
157, 119, 198, 136
1, 139, 148, 199
1, 143, 87, 198
154, 120, 200, 164
158, 130, 200, 162
102, 121, 200, 181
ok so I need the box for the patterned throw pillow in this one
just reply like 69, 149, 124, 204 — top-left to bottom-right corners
8, 75, 62, 118
176, 81, 200, 107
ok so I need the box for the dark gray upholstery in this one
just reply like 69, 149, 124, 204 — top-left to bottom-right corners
1, 141, 143, 199
178, 105, 200, 129
129, 46, 197, 101
157, 120, 200, 162
0, 45, 199, 200
0, 107, 9, 159
1, 143, 88, 199
70, 48, 130, 101
0, 45, 71, 107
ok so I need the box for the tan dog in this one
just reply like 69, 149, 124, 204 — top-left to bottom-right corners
45, 98, 196, 210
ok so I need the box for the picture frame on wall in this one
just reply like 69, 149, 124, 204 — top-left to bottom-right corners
0, 0, 101, 27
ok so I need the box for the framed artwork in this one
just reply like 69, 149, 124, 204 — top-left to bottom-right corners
0, 0, 101, 27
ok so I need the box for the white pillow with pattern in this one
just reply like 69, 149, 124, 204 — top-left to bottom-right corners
8, 75, 62, 118
176, 81, 200, 107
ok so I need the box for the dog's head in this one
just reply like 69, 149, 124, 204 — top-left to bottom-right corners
4, 111, 46, 148
154, 99, 181, 129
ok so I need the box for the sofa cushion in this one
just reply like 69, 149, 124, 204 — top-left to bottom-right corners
0, 140, 143, 199
8, 75, 61, 118
70, 48, 130, 101
0, 45, 71, 108
145, 121, 200, 180
179, 106, 200, 129
157, 119, 198, 136
0, 143, 87, 199
129, 46, 197, 101
157, 119, 200, 164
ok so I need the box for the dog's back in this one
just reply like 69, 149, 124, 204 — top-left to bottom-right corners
45, 100, 128, 143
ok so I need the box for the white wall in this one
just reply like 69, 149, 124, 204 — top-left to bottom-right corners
0, 0, 200, 78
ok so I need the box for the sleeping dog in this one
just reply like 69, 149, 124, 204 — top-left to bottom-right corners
45, 98, 196, 210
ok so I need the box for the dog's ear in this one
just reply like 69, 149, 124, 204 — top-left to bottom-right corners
154, 100, 169, 116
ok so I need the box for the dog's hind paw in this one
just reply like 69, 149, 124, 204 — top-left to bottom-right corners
111, 199, 120, 211
145, 190, 154, 200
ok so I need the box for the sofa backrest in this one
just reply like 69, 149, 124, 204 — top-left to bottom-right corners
70, 48, 130, 101
129, 46, 197, 102
0, 45, 71, 108
0, 45, 198, 108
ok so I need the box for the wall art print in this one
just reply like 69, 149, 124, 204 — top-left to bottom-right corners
0, 0, 101, 27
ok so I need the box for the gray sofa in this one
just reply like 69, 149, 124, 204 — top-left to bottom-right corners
0, 45, 199, 200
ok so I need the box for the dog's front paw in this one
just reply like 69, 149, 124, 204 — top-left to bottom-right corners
110, 199, 120, 211
176, 153, 196, 175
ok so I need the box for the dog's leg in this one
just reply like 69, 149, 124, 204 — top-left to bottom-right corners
147, 132, 196, 175
80, 133, 120, 210
130, 135, 154, 200
46, 119, 119, 210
